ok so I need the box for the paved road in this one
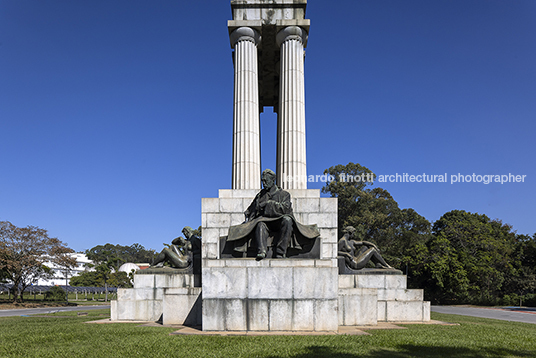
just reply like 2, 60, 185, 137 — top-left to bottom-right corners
432, 306, 536, 324
0, 305, 110, 317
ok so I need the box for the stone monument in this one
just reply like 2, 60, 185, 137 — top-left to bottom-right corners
111, 0, 430, 331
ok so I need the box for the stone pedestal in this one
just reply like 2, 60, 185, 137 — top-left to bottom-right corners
201, 188, 339, 331
338, 272, 431, 324
111, 272, 201, 325
202, 258, 338, 331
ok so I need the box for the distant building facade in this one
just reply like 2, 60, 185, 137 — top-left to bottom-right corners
36, 253, 95, 286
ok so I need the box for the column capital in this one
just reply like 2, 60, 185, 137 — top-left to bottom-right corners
276, 26, 308, 47
230, 27, 261, 48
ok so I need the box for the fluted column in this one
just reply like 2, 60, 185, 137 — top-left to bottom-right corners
276, 26, 308, 189
230, 27, 261, 190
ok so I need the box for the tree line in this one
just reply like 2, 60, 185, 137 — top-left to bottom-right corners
323, 162, 536, 306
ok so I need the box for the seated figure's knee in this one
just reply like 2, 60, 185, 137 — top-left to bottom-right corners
256, 221, 268, 232
281, 216, 293, 228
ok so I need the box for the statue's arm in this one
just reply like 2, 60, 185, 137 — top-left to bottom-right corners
338, 251, 354, 260
264, 191, 292, 217
360, 241, 379, 250
244, 195, 259, 222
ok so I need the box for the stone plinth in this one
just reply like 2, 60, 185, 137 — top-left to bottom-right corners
202, 258, 338, 331
338, 288, 378, 326
338, 273, 430, 324
111, 272, 201, 324
162, 287, 202, 326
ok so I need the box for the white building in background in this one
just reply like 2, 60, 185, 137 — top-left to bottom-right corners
35, 253, 95, 286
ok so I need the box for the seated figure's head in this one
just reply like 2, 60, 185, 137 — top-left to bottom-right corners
182, 226, 194, 239
261, 169, 276, 189
342, 226, 356, 238
171, 236, 188, 246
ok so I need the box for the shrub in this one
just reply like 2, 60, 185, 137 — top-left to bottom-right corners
45, 286, 66, 301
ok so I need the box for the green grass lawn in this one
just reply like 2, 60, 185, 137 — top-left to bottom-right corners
0, 291, 114, 302
0, 310, 534, 358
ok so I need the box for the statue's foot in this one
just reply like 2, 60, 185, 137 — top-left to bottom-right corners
256, 252, 266, 261
375, 263, 392, 269
150, 263, 164, 268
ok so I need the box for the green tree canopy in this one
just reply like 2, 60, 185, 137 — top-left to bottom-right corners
502, 233, 536, 300
70, 270, 132, 288
85, 243, 156, 270
423, 210, 518, 304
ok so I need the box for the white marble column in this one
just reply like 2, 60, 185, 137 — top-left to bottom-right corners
276, 26, 308, 190
230, 27, 261, 190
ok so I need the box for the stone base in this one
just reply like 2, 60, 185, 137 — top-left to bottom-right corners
113, 188, 429, 329
163, 287, 202, 325
202, 258, 338, 331
338, 272, 430, 324
111, 272, 201, 325
337, 257, 402, 275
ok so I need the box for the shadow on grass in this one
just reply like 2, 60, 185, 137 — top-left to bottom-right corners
367, 345, 536, 358
266, 345, 536, 358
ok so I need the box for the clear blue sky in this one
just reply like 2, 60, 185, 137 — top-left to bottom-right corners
1, 0, 535, 252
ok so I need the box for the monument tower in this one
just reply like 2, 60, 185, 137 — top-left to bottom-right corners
111, 1, 431, 331
229, 0, 309, 190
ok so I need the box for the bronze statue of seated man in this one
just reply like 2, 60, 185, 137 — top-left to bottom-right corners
226, 169, 319, 260
338, 226, 392, 270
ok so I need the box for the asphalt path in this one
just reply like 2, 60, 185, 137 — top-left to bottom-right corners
432, 305, 536, 324
0, 305, 110, 317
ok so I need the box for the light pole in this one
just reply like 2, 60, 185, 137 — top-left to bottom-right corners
65, 269, 69, 303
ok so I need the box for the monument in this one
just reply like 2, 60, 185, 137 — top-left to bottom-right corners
111, 0, 430, 331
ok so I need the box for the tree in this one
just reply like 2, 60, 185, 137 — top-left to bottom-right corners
108, 271, 132, 288
70, 270, 132, 288
85, 248, 121, 302
504, 233, 536, 301
423, 210, 518, 304
0, 221, 76, 302
322, 163, 431, 276
70, 271, 101, 287
85, 243, 152, 300
85, 243, 155, 267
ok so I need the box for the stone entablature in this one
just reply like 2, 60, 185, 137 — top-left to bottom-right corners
230, 0, 307, 26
